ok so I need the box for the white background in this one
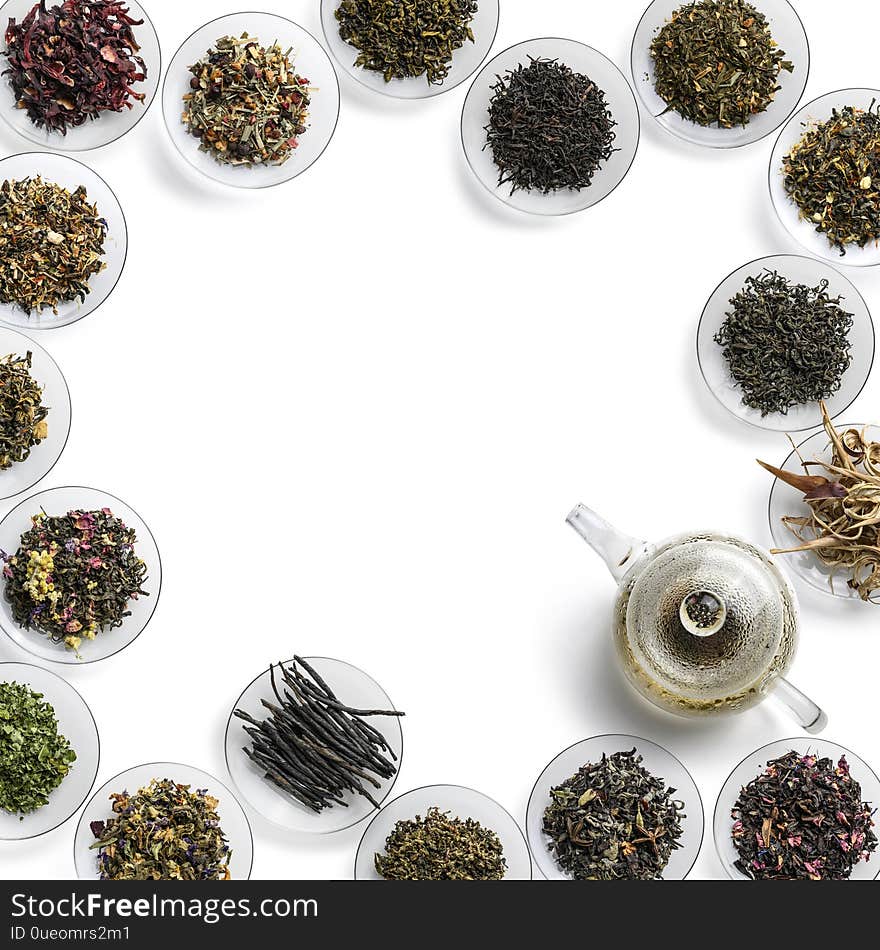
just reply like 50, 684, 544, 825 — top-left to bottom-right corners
1, 0, 878, 881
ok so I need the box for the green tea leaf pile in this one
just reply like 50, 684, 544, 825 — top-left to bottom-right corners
335, 0, 478, 85
2, 507, 148, 653
0, 176, 107, 314
90, 778, 232, 880
0, 352, 49, 469
650, 0, 793, 127
375, 807, 506, 880
0, 679, 75, 817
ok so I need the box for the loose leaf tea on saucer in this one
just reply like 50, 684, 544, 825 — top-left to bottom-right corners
650, 0, 792, 127
2, 507, 149, 653
782, 102, 880, 255
90, 778, 232, 880
2, 0, 148, 135
375, 806, 506, 880
759, 404, 880, 602
0, 176, 107, 315
182, 34, 311, 167
0, 679, 75, 816
234, 656, 403, 814
335, 0, 477, 85
0, 352, 48, 469
732, 750, 877, 879
715, 270, 854, 416
542, 749, 685, 879
485, 57, 617, 195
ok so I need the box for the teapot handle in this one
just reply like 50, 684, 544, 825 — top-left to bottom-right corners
772, 677, 827, 734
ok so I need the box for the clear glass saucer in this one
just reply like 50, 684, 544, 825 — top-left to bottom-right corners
162, 12, 340, 189
0, 327, 71, 498
770, 88, 880, 266
631, 0, 808, 148
697, 254, 875, 431
0, 152, 127, 330
767, 424, 880, 600
321, 0, 499, 100
73, 761, 254, 879
526, 734, 704, 880
0, 661, 99, 840
355, 784, 532, 879
0, 485, 162, 663
714, 737, 880, 879
225, 656, 403, 834
461, 37, 639, 216
0, 0, 160, 151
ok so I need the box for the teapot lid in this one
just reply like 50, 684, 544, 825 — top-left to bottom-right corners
621, 533, 797, 702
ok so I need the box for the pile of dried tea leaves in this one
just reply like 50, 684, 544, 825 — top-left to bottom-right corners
3, 0, 148, 134
485, 57, 617, 195
90, 778, 232, 880
715, 270, 854, 416
0, 352, 49, 469
759, 403, 880, 601
335, 0, 477, 85
375, 807, 506, 880
0, 176, 107, 315
182, 34, 311, 167
542, 749, 685, 880
732, 750, 877, 879
782, 102, 880, 255
0, 679, 75, 816
650, 0, 793, 127
2, 507, 149, 652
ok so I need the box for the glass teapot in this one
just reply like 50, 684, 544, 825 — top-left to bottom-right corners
567, 504, 826, 733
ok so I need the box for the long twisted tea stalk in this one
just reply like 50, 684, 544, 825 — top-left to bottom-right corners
758, 402, 880, 602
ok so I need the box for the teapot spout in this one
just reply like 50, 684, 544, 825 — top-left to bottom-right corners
566, 504, 650, 583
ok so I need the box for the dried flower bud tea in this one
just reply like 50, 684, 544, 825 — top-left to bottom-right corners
0, 176, 107, 315
0, 678, 75, 816
3, 0, 148, 135
542, 749, 685, 880
182, 34, 311, 167
234, 656, 404, 814
89, 778, 232, 880
0, 352, 48, 469
2, 507, 149, 653
485, 57, 617, 195
334, 0, 477, 85
650, 0, 793, 128
715, 270, 854, 416
375, 806, 506, 880
782, 102, 880, 255
732, 750, 877, 879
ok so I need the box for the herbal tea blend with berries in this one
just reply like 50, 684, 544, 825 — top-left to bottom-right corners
2, 507, 148, 653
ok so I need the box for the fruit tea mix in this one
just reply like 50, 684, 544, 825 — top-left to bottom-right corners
3, 0, 148, 134
0, 352, 49, 469
2, 507, 149, 653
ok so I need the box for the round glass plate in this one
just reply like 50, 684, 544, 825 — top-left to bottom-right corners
0, 485, 162, 664
631, 0, 808, 148
0, 326, 71, 498
0, 661, 99, 840
73, 761, 254, 879
0, 0, 160, 152
714, 737, 880, 880
162, 12, 340, 189
770, 88, 880, 266
461, 37, 640, 216
225, 656, 403, 834
0, 153, 127, 330
768, 424, 880, 600
697, 254, 875, 431
355, 784, 532, 880
320, 0, 499, 100
526, 735, 704, 880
